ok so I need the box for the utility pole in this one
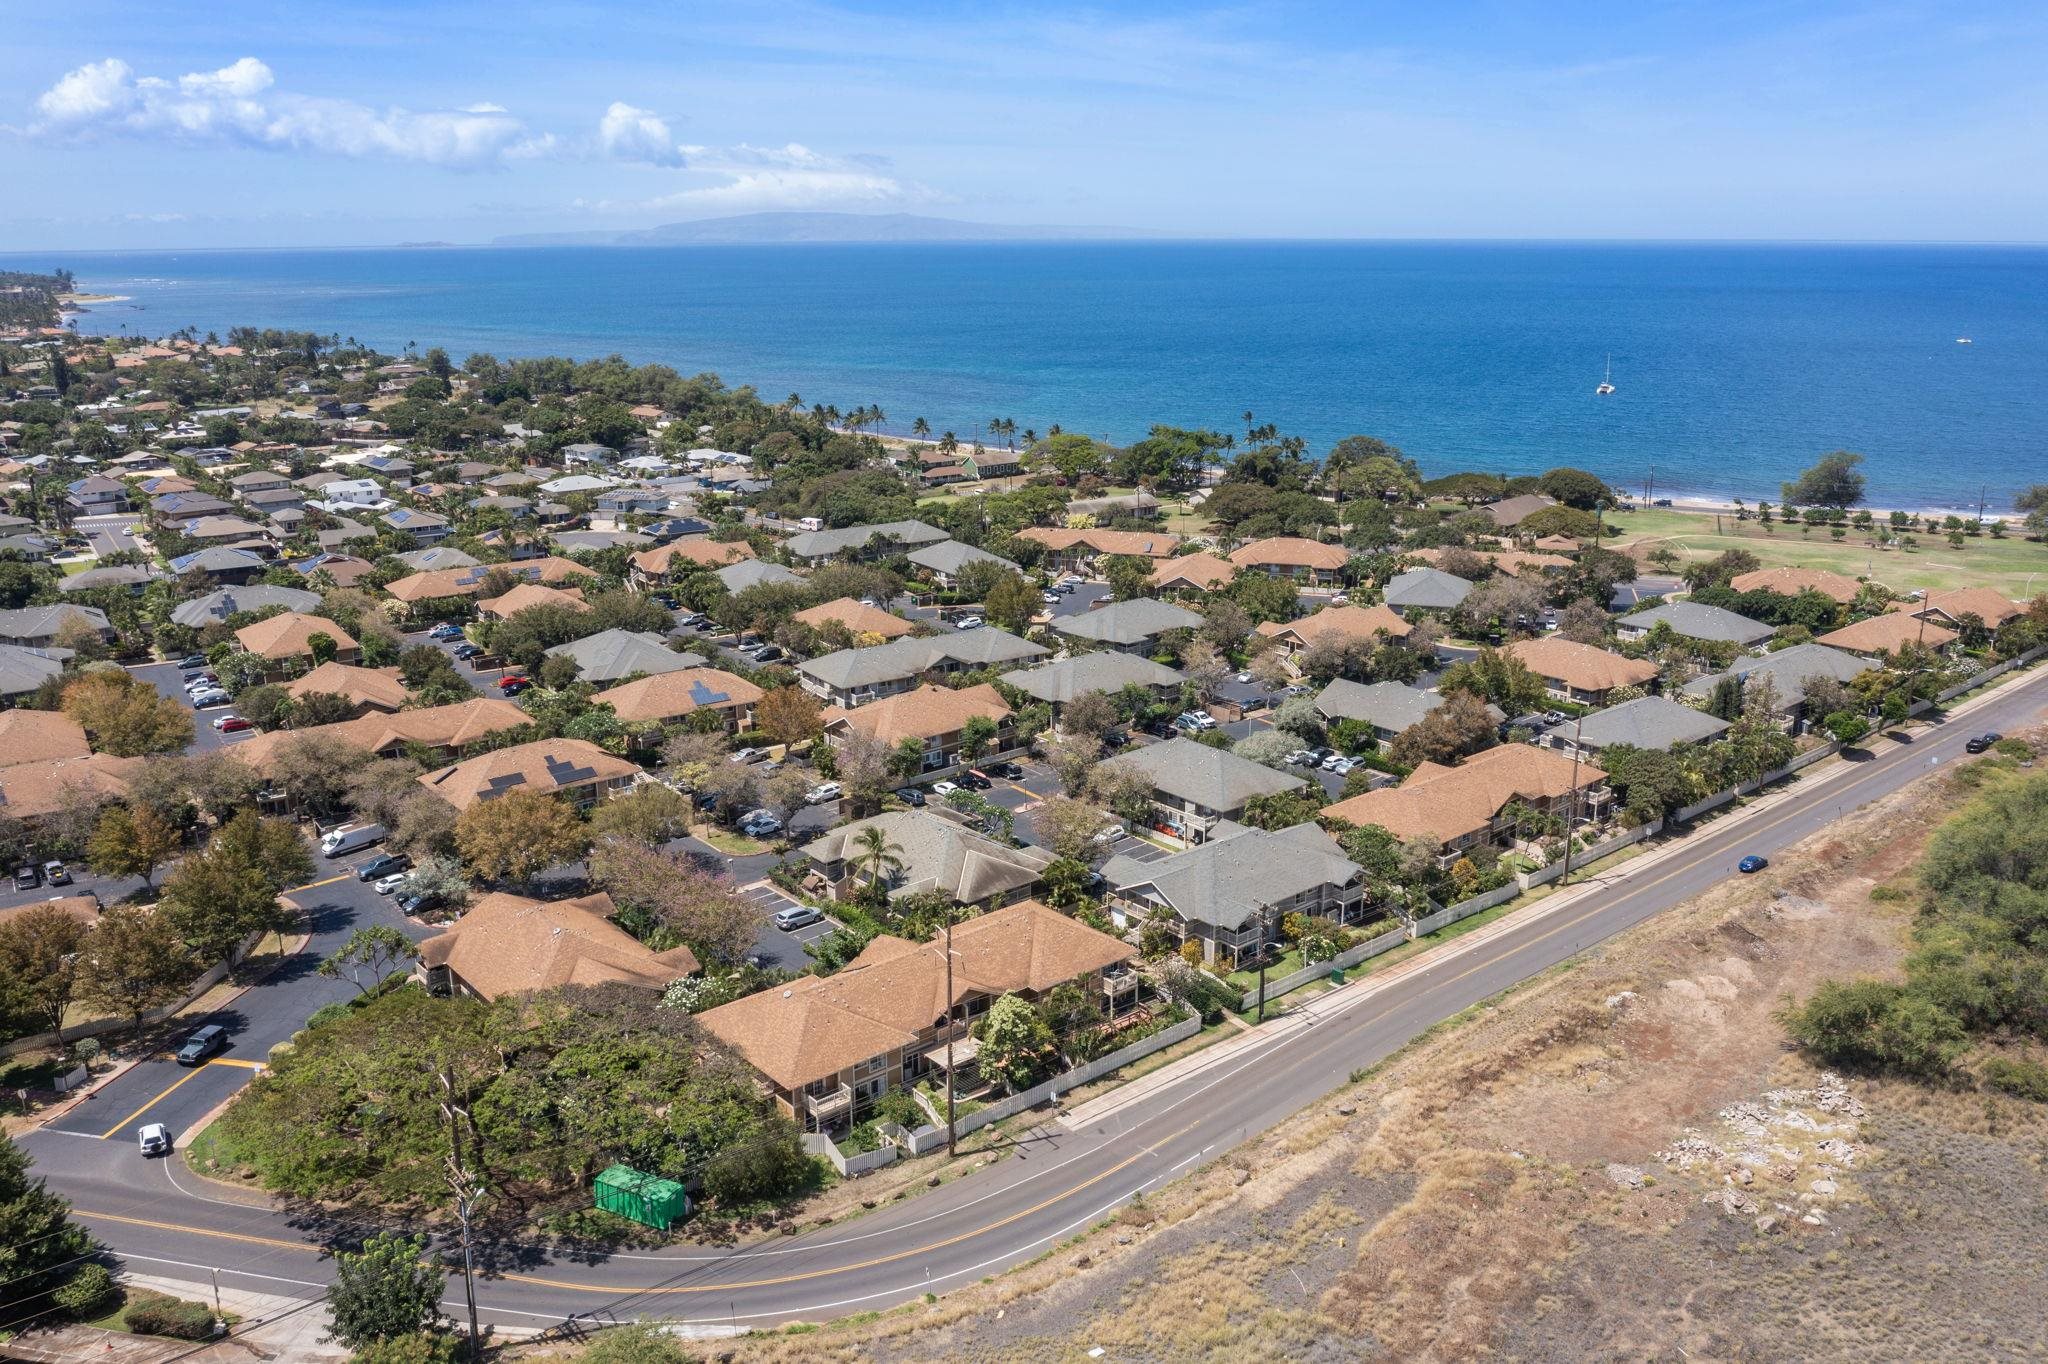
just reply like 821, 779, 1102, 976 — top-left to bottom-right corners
439, 1069, 484, 1362
1255, 902, 1274, 1023
1557, 712, 1587, 885
944, 901, 957, 1158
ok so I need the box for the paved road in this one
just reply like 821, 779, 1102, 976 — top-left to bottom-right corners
24, 669, 2048, 1335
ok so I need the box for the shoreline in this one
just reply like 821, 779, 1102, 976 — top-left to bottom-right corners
1635, 492, 2016, 522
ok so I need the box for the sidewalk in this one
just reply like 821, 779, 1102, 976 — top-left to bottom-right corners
1063, 668, 2045, 1131
2, 1275, 343, 1364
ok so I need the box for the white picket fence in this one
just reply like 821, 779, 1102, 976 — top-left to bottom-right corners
1238, 922, 1409, 1013
801, 1130, 903, 1178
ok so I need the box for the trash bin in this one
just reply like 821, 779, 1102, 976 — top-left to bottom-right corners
593, 1164, 690, 1230
1328, 968, 1346, 985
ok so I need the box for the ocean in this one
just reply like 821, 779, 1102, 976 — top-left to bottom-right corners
19, 240, 2048, 510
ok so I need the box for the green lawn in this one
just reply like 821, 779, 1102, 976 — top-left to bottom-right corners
1608, 507, 2048, 597
694, 826, 773, 855
1225, 947, 1307, 992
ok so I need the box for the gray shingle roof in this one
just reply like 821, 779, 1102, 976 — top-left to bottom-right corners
395, 546, 481, 572
801, 809, 1054, 902
1314, 679, 1455, 734
784, 519, 948, 559
0, 644, 69, 696
1000, 652, 1187, 704
169, 584, 322, 628
906, 539, 1019, 577
1619, 601, 1773, 645
1101, 736, 1305, 812
1680, 642, 1870, 711
1383, 567, 1475, 611
799, 628, 1049, 691
545, 629, 703, 683
716, 559, 804, 592
1568, 695, 1730, 751
1104, 822, 1361, 931
1053, 597, 1204, 646
0, 605, 109, 641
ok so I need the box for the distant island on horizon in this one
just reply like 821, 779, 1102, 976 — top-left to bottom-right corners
489, 211, 1163, 248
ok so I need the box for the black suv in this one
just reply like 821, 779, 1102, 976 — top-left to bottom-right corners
176, 1024, 228, 1067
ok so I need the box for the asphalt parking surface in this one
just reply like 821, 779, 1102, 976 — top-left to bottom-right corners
739, 881, 838, 971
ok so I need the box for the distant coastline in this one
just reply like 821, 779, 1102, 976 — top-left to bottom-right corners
30, 238, 2048, 512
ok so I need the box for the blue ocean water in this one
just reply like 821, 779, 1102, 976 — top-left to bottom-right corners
18, 241, 2048, 510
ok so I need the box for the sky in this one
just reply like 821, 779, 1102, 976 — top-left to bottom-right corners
4, 0, 2046, 250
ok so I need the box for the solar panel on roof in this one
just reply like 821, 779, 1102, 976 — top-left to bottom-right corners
544, 756, 598, 784
686, 678, 730, 706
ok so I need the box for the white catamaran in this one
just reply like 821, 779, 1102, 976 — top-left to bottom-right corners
1596, 355, 1616, 396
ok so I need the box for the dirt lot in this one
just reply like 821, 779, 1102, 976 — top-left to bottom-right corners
609, 734, 2048, 1363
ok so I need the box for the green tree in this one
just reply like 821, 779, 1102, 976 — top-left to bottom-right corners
975, 992, 1057, 1092
61, 670, 193, 756
852, 824, 906, 904
983, 572, 1040, 633
453, 789, 588, 884
1438, 647, 1545, 713
159, 842, 289, 968
325, 1232, 444, 1351
959, 714, 999, 763
76, 903, 194, 1037
1782, 450, 1867, 511
0, 904, 88, 1043
0, 1134, 93, 1322
210, 808, 316, 893
318, 926, 421, 996
1536, 467, 1613, 510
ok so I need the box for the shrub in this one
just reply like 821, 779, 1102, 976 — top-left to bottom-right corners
350, 1334, 467, 1364
53, 1263, 115, 1317
839, 1121, 883, 1155
1980, 1056, 2048, 1102
1779, 978, 1967, 1077
305, 1001, 352, 1030
871, 1089, 925, 1130
582, 1322, 691, 1364
125, 1295, 217, 1339
702, 1120, 814, 1206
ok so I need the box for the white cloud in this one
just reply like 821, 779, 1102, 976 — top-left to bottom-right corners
30, 56, 547, 168
648, 166, 930, 212
597, 101, 690, 167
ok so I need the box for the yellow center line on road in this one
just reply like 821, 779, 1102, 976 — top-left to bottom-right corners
79, 1209, 311, 1254
284, 873, 351, 894
209, 1058, 266, 1070
98, 1062, 220, 1139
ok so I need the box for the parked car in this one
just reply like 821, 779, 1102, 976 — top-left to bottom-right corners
1101, 730, 1129, 749
190, 689, 231, 707
893, 786, 927, 806
42, 860, 70, 886
804, 782, 843, 805
1236, 671, 1252, 683
954, 615, 985, 630
931, 781, 960, 796
319, 822, 387, 858
1092, 823, 1126, 845
373, 872, 411, 896
1738, 855, 1769, 873
175, 1024, 227, 1066
1287, 749, 1317, 766
177, 654, 208, 669
427, 623, 463, 640
213, 715, 252, 732
773, 904, 824, 931
12, 865, 39, 891
1543, 710, 1569, 726
138, 1123, 172, 1158
1309, 747, 1336, 765
1965, 736, 1991, 753
738, 810, 782, 836
497, 674, 531, 692
949, 771, 986, 791
729, 747, 762, 764
181, 670, 214, 686
1321, 753, 1349, 771
985, 761, 1025, 779
675, 610, 704, 628
452, 642, 483, 659
1042, 591, 1061, 604
1328, 756, 1357, 775
356, 852, 410, 882
749, 645, 783, 663
1284, 683, 1312, 696
398, 891, 441, 916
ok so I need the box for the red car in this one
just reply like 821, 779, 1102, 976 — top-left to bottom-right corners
497, 674, 531, 692
216, 716, 253, 733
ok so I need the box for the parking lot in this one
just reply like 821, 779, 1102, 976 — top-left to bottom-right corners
1100, 832, 1169, 865
739, 881, 839, 971
128, 659, 261, 754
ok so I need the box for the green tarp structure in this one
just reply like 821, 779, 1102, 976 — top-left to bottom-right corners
593, 1163, 689, 1230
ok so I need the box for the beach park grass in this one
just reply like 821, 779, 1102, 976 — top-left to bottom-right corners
1607, 506, 2048, 598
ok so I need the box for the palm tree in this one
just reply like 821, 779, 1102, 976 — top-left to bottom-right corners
1000, 417, 1017, 449
988, 418, 1003, 444
939, 431, 959, 455
1022, 428, 1037, 446
912, 417, 931, 440
854, 825, 905, 905
785, 392, 802, 410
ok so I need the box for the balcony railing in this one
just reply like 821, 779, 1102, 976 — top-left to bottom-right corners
803, 1083, 853, 1122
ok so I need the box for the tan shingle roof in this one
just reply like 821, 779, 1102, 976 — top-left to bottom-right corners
1894, 587, 2024, 629
478, 582, 589, 617
383, 557, 597, 604
628, 539, 756, 575
1729, 566, 1861, 604
417, 736, 638, 811
1227, 536, 1349, 571
232, 697, 532, 775
821, 683, 1011, 747
234, 612, 359, 662
1148, 552, 1238, 591
416, 891, 697, 1001
697, 901, 1130, 1091
1323, 744, 1606, 846
0, 752, 144, 821
1502, 638, 1659, 694
0, 711, 90, 768
792, 597, 915, 639
1014, 527, 1182, 558
1256, 603, 1411, 647
593, 668, 765, 725
1817, 612, 1958, 655
284, 662, 409, 712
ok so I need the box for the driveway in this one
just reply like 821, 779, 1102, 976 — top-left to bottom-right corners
398, 627, 495, 694
128, 660, 261, 755
737, 881, 838, 971
1613, 575, 1681, 610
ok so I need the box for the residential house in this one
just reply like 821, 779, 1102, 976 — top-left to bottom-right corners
179, 515, 276, 547
166, 547, 268, 584
1053, 597, 1203, 655
1382, 567, 1475, 617
416, 891, 699, 1001
545, 629, 704, 684
1069, 490, 1161, 520
1014, 527, 1182, 576
797, 629, 1048, 708
415, 736, 639, 811
1226, 536, 1349, 586
57, 565, 156, 596
1502, 637, 1661, 705
1322, 743, 1612, 867
999, 652, 1187, 715
594, 668, 763, 741
1409, 545, 1572, 577
1103, 822, 1368, 968
1256, 603, 1412, 657
1484, 493, 1558, 529
797, 809, 1056, 907
0, 604, 111, 648
1729, 566, 1861, 605
477, 581, 588, 621
149, 492, 233, 526
284, 662, 410, 716
233, 612, 360, 680
1098, 736, 1307, 841
559, 442, 617, 466
821, 683, 1018, 777
1815, 612, 1959, 658
0, 752, 144, 822
383, 508, 451, 544
791, 598, 915, 642
698, 899, 1129, 1132
168, 584, 321, 628
1679, 643, 1873, 730
290, 553, 377, 588
64, 475, 128, 514
627, 538, 755, 586
242, 487, 306, 517
227, 469, 289, 495
394, 546, 482, 573
0, 644, 71, 702
715, 558, 804, 593
0, 710, 91, 766
232, 697, 531, 777
783, 519, 950, 565
1616, 601, 1773, 647
905, 539, 1019, 589
1313, 679, 1498, 744
1892, 587, 2026, 633
1148, 552, 1237, 595
1550, 695, 1730, 758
